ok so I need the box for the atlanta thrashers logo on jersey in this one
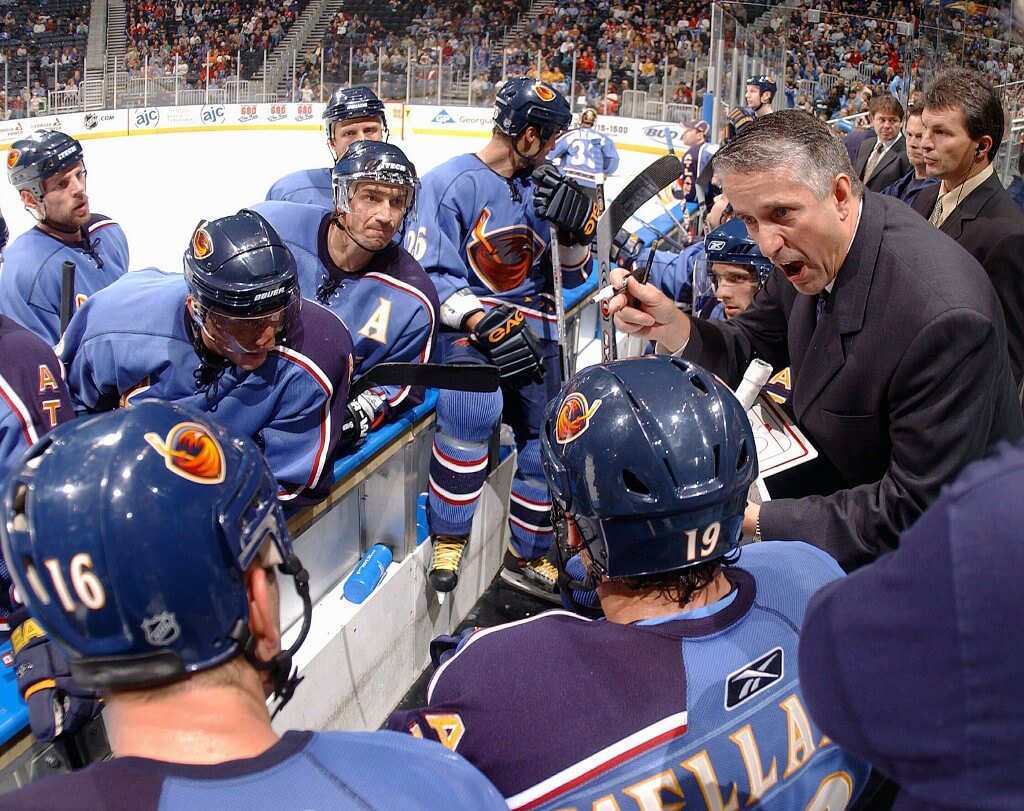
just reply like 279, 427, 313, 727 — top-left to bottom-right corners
466, 209, 543, 293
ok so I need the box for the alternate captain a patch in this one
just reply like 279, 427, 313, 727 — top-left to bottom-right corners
466, 209, 543, 293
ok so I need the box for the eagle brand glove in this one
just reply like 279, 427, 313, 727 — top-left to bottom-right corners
11, 612, 101, 742
338, 390, 387, 450
471, 304, 545, 387
531, 164, 600, 245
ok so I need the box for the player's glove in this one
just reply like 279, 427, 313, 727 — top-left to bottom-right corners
611, 228, 644, 269
338, 390, 387, 450
10, 608, 101, 742
531, 164, 600, 246
471, 304, 545, 387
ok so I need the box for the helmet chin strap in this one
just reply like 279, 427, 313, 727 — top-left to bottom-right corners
330, 211, 380, 255
25, 197, 82, 236
510, 131, 544, 180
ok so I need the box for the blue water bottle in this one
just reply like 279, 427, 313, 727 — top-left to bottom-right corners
343, 544, 393, 604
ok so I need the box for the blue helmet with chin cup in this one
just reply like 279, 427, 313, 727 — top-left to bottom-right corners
540, 356, 757, 580
7, 129, 85, 200
332, 140, 420, 222
704, 218, 773, 287
0, 401, 312, 702
746, 74, 777, 99
324, 85, 389, 153
494, 77, 571, 142
184, 208, 299, 323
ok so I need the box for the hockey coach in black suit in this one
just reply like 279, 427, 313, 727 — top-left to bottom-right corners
607, 110, 1024, 571
911, 67, 1024, 387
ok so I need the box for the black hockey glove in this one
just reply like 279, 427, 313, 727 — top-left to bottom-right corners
610, 228, 644, 269
10, 607, 101, 742
471, 304, 545, 387
338, 390, 387, 451
531, 164, 600, 246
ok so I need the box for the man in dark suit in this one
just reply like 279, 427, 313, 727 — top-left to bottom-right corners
911, 67, 1024, 385
853, 95, 912, 193
607, 110, 1024, 570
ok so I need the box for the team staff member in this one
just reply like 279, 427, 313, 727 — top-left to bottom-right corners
799, 442, 1024, 808
853, 95, 911, 193
607, 110, 1023, 570
911, 67, 1024, 386
881, 104, 938, 205
1, 402, 506, 809
388, 358, 870, 808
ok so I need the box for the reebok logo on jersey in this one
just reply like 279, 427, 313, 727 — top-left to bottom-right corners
725, 647, 783, 710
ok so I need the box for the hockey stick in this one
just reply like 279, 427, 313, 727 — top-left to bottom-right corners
549, 225, 571, 382
596, 154, 682, 362
349, 362, 500, 399
629, 215, 685, 251
59, 260, 76, 334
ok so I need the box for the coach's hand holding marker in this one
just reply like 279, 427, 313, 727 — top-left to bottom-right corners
605, 266, 690, 353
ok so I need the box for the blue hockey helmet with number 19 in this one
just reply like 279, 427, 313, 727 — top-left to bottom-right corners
540, 356, 757, 579
0, 401, 312, 699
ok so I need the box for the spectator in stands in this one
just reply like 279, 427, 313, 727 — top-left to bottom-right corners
911, 67, 1024, 386
881, 103, 938, 205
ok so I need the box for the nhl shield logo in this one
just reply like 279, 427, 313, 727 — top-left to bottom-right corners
142, 611, 181, 646
144, 422, 226, 484
555, 392, 602, 444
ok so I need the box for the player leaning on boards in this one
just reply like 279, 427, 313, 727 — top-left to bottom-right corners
1, 130, 130, 345
388, 356, 871, 809
0, 402, 506, 810
415, 77, 599, 599
266, 86, 389, 208
253, 140, 438, 454
58, 210, 354, 505
607, 110, 1023, 569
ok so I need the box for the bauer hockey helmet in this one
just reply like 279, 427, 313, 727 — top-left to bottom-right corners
324, 85, 389, 153
184, 209, 300, 352
704, 218, 773, 287
540, 356, 757, 579
332, 140, 419, 221
7, 129, 85, 200
494, 77, 571, 142
580, 107, 598, 127
0, 401, 312, 703
746, 74, 777, 99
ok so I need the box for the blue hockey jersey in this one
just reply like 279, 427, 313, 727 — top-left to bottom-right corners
416, 153, 591, 340
2, 729, 507, 810
387, 542, 870, 810
251, 201, 438, 415
265, 167, 335, 209
0, 214, 130, 345
59, 268, 353, 504
547, 128, 620, 188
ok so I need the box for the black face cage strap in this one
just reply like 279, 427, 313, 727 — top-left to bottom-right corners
228, 552, 312, 719
551, 502, 603, 617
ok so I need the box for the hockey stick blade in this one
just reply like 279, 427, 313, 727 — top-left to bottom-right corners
606, 154, 682, 235
351, 362, 501, 398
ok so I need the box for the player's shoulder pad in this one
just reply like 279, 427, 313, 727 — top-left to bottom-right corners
286, 297, 355, 381
250, 200, 331, 244
0, 313, 60, 362
738, 541, 845, 599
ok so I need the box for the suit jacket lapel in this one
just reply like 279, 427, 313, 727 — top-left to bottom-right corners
792, 194, 881, 418
939, 172, 1000, 242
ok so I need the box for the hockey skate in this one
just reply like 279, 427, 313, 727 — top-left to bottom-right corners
499, 547, 561, 604
429, 535, 469, 593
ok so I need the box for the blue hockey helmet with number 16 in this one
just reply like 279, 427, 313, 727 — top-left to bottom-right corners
540, 356, 757, 579
0, 401, 312, 705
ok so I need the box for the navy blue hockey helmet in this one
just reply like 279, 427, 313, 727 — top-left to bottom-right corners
7, 130, 85, 199
324, 85, 389, 151
0, 401, 311, 695
704, 218, 773, 287
540, 356, 757, 579
746, 74, 777, 98
494, 77, 571, 142
332, 140, 419, 221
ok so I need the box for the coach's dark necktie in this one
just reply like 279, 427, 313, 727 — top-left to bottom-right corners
815, 290, 828, 322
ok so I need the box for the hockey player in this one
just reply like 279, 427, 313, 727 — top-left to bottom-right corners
387, 356, 871, 809
546, 107, 620, 199
266, 86, 388, 208
745, 74, 777, 118
416, 77, 599, 598
0, 401, 506, 809
253, 141, 438, 452
59, 210, 353, 504
698, 217, 773, 320
1, 130, 130, 344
